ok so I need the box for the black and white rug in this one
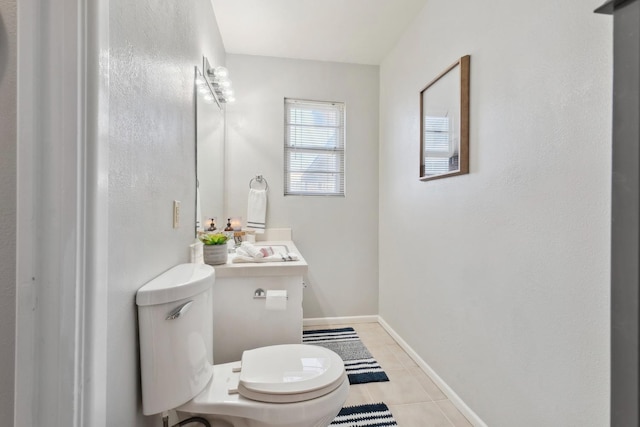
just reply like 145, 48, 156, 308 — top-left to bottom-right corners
302, 327, 390, 385
330, 403, 398, 426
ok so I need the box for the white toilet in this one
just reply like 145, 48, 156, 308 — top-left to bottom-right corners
136, 263, 349, 427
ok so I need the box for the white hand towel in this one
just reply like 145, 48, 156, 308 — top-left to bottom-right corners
235, 247, 251, 258
240, 242, 264, 259
246, 189, 267, 234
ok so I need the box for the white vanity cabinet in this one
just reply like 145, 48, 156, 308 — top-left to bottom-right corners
211, 241, 307, 363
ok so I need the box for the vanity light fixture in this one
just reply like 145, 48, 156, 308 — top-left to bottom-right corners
195, 75, 207, 87
195, 75, 215, 103
211, 66, 229, 79
204, 59, 236, 104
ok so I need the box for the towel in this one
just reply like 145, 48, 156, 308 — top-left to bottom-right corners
240, 241, 264, 259
233, 243, 298, 263
232, 252, 300, 263
246, 189, 267, 234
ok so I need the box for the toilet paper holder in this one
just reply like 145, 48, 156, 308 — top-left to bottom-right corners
253, 288, 288, 300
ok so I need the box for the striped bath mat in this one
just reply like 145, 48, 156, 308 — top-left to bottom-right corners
302, 327, 389, 384
331, 403, 398, 426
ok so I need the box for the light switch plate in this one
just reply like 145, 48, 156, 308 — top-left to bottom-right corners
173, 200, 180, 228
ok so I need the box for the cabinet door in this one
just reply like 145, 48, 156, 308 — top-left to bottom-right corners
212, 276, 303, 363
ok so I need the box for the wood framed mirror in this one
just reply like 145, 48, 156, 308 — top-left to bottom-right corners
420, 55, 470, 181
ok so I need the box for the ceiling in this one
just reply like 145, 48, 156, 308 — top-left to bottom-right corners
210, 0, 429, 65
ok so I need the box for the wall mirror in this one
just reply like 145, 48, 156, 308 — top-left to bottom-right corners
420, 55, 470, 181
195, 65, 225, 235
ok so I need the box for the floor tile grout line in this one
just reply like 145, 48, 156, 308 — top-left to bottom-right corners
376, 341, 444, 404
434, 400, 460, 427
361, 383, 375, 406
388, 401, 457, 427
311, 323, 471, 426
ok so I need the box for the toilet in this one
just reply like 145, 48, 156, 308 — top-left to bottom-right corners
136, 263, 349, 427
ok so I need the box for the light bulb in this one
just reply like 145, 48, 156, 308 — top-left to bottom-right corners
213, 66, 229, 79
215, 77, 232, 88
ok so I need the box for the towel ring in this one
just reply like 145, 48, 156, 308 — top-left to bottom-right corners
249, 175, 269, 191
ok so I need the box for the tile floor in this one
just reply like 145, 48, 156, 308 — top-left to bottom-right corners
304, 322, 473, 427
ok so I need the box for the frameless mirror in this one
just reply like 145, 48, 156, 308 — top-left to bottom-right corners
420, 55, 470, 181
195, 66, 225, 235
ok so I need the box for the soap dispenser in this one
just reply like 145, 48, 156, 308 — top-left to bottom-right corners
224, 219, 235, 252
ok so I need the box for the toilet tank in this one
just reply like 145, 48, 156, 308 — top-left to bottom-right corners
136, 263, 215, 415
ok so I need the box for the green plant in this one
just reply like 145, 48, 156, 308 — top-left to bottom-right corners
199, 232, 229, 245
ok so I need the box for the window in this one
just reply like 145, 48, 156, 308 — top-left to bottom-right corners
285, 98, 345, 196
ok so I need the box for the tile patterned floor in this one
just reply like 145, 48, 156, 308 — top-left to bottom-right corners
304, 323, 472, 427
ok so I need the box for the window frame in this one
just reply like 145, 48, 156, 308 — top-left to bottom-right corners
284, 98, 346, 197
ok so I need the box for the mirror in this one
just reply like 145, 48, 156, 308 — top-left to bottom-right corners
195, 66, 225, 234
420, 55, 470, 181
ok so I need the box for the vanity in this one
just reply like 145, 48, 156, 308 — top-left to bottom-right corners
210, 238, 307, 363
193, 61, 306, 363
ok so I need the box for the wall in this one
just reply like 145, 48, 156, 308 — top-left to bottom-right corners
225, 54, 379, 319
379, 0, 612, 426
0, 0, 16, 421
106, 0, 225, 425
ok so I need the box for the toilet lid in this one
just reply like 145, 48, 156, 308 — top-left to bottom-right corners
238, 344, 346, 403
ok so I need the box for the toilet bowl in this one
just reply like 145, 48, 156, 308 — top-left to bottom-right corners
136, 264, 349, 427
179, 345, 350, 427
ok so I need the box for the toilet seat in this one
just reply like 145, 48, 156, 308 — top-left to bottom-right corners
178, 344, 349, 422
237, 344, 347, 403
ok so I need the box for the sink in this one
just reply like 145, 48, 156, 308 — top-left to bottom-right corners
254, 244, 290, 254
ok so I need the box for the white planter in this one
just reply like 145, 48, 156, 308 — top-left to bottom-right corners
203, 245, 228, 265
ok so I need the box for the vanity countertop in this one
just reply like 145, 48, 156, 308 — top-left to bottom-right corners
212, 240, 308, 278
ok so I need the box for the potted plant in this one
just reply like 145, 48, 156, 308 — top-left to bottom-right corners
200, 232, 229, 265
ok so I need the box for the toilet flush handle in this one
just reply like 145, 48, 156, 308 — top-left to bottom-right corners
166, 300, 194, 320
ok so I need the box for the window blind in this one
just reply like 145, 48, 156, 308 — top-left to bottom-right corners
423, 115, 456, 176
285, 99, 345, 196
423, 116, 451, 153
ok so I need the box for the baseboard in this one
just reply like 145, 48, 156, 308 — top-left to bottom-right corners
304, 315, 487, 426
377, 316, 487, 427
303, 315, 380, 327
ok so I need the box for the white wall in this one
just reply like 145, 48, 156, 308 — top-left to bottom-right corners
379, 0, 612, 426
224, 54, 380, 318
106, 0, 225, 425
0, 0, 16, 421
